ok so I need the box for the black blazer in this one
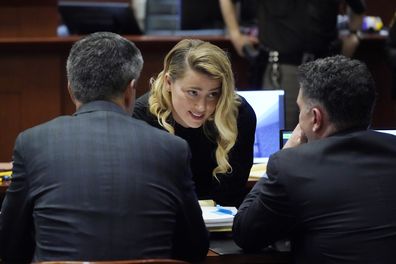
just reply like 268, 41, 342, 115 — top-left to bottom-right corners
233, 129, 396, 263
0, 101, 209, 263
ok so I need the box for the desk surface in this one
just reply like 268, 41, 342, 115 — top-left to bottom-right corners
0, 163, 12, 195
206, 233, 290, 263
0, 180, 10, 193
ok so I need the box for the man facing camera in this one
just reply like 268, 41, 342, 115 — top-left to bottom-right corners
233, 55, 396, 263
0, 32, 208, 263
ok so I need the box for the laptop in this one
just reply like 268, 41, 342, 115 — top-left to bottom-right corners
236, 90, 285, 163
375, 129, 396, 136
279, 128, 396, 149
279, 129, 293, 149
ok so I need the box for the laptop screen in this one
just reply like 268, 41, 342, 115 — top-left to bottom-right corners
279, 129, 293, 149
279, 129, 396, 149
375, 129, 396, 136
237, 90, 285, 163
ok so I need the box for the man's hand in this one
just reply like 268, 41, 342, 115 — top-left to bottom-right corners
230, 33, 259, 57
219, 0, 259, 57
283, 124, 307, 149
230, 34, 259, 57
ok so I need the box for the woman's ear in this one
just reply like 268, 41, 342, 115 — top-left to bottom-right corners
164, 73, 172, 92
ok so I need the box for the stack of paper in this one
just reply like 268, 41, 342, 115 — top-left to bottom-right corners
201, 205, 237, 232
0, 162, 12, 171
249, 162, 267, 179
1, 162, 13, 182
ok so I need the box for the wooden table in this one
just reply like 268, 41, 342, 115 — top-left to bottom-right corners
205, 232, 291, 263
0, 165, 12, 202
0, 180, 10, 192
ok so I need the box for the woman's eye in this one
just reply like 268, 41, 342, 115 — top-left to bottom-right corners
208, 91, 220, 99
187, 90, 198, 96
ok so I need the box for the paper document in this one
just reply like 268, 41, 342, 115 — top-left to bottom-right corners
249, 163, 267, 179
201, 205, 237, 230
0, 162, 12, 171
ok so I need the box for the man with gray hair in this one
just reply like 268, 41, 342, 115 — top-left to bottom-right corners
0, 32, 209, 263
233, 55, 396, 263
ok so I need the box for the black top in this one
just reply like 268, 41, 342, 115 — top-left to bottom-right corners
255, 0, 366, 55
133, 93, 256, 206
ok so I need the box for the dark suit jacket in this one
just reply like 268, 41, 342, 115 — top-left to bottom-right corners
0, 101, 209, 263
233, 129, 396, 263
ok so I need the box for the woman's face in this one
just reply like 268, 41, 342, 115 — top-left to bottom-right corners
166, 69, 221, 128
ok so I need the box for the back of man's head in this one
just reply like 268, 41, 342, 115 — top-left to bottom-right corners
298, 55, 376, 131
66, 32, 143, 104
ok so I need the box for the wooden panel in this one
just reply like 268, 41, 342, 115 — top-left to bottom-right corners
19, 55, 62, 128
0, 43, 65, 160
0, 0, 56, 5
0, 1, 58, 37
0, 93, 21, 161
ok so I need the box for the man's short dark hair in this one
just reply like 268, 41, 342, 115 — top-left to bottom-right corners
298, 55, 376, 130
66, 32, 143, 103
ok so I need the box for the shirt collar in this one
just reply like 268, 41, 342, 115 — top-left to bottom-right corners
73, 100, 128, 117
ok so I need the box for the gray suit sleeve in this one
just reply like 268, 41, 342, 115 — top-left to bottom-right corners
232, 153, 295, 251
0, 133, 35, 262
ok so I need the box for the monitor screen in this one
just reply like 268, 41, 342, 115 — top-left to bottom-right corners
237, 90, 285, 163
58, 1, 143, 35
280, 129, 396, 149
180, 0, 224, 30
279, 129, 293, 149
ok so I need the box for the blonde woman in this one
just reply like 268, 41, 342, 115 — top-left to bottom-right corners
133, 39, 256, 206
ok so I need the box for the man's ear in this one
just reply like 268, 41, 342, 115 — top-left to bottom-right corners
129, 79, 137, 92
124, 79, 136, 112
67, 82, 76, 103
67, 82, 81, 110
311, 107, 323, 132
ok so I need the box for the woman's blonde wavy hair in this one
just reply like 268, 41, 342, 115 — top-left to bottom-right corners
149, 39, 240, 177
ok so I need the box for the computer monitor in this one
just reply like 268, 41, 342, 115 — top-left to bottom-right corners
58, 1, 143, 35
237, 90, 285, 163
180, 0, 224, 30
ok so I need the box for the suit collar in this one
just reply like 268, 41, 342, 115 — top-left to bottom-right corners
73, 100, 128, 116
330, 126, 368, 137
